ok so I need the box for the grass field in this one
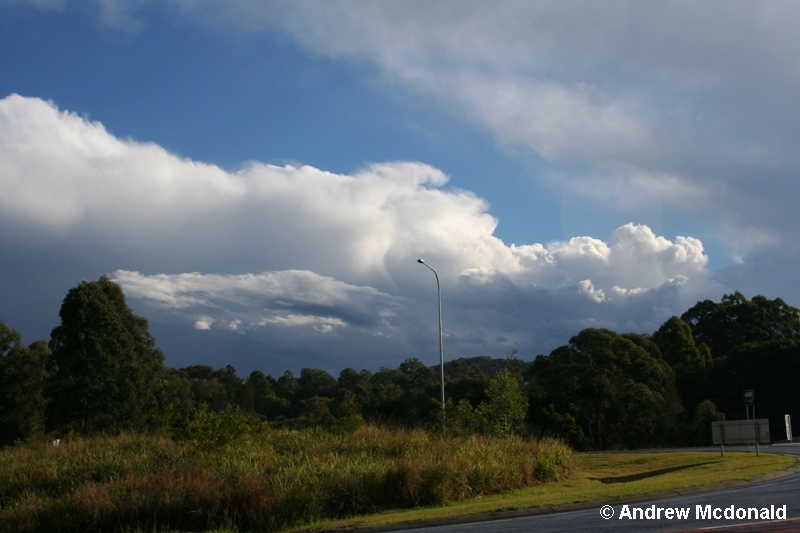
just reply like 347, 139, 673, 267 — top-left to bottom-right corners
1, 426, 795, 533
0, 426, 574, 533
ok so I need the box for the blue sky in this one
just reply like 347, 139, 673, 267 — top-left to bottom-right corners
0, 1, 557, 248
2, 1, 799, 376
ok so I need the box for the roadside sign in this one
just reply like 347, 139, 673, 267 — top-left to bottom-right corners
743, 389, 755, 406
712, 419, 770, 445
712, 418, 770, 456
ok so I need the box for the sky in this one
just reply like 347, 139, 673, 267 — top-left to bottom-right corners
2, 0, 800, 377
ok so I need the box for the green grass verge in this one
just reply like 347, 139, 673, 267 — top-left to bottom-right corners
304, 451, 797, 531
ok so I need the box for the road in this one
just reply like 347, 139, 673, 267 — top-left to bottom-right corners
396, 445, 800, 533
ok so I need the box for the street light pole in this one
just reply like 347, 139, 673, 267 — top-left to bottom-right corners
417, 259, 445, 416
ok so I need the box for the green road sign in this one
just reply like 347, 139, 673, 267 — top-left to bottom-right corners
743, 389, 755, 406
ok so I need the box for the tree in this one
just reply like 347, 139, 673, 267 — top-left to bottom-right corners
368, 358, 441, 426
689, 399, 725, 445
444, 398, 476, 436
370, 369, 407, 423
718, 339, 800, 436
248, 370, 278, 418
152, 368, 196, 431
443, 359, 490, 413
337, 368, 373, 419
398, 358, 440, 424
213, 365, 253, 412
652, 316, 713, 417
180, 365, 232, 412
0, 321, 50, 444
681, 292, 800, 357
653, 316, 709, 371
476, 369, 527, 437
680, 293, 800, 427
297, 368, 337, 401
47, 276, 165, 434
298, 396, 336, 428
528, 328, 681, 450
250, 370, 298, 422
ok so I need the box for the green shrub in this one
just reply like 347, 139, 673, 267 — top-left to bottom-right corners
476, 369, 527, 437
445, 398, 478, 437
185, 404, 250, 449
532, 437, 575, 482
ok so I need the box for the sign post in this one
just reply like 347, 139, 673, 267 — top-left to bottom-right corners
786, 414, 793, 442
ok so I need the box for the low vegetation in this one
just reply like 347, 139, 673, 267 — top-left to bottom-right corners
0, 426, 575, 532
315, 451, 798, 531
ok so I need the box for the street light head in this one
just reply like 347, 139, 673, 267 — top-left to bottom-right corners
417, 259, 425, 264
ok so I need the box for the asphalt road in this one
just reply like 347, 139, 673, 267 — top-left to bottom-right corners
394, 445, 800, 533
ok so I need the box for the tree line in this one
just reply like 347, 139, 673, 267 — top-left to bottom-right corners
2, 276, 799, 450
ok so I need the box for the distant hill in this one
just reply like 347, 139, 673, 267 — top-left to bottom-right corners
440, 356, 531, 380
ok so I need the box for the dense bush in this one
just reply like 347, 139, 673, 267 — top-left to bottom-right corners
0, 427, 574, 532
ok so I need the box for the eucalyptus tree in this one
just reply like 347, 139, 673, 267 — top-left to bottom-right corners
679, 293, 800, 429
0, 321, 49, 443
476, 369, 527, 437
681, 292, 800, 358
528, 328, 681, 450
48, 276, 164, 434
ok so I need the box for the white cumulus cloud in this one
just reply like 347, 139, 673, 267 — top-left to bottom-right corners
0, 94, 719, 372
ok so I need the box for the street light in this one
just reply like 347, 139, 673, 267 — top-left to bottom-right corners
417, 259, 445, 414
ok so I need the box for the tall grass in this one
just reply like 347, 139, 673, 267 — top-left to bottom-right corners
0, 427, 575, 532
